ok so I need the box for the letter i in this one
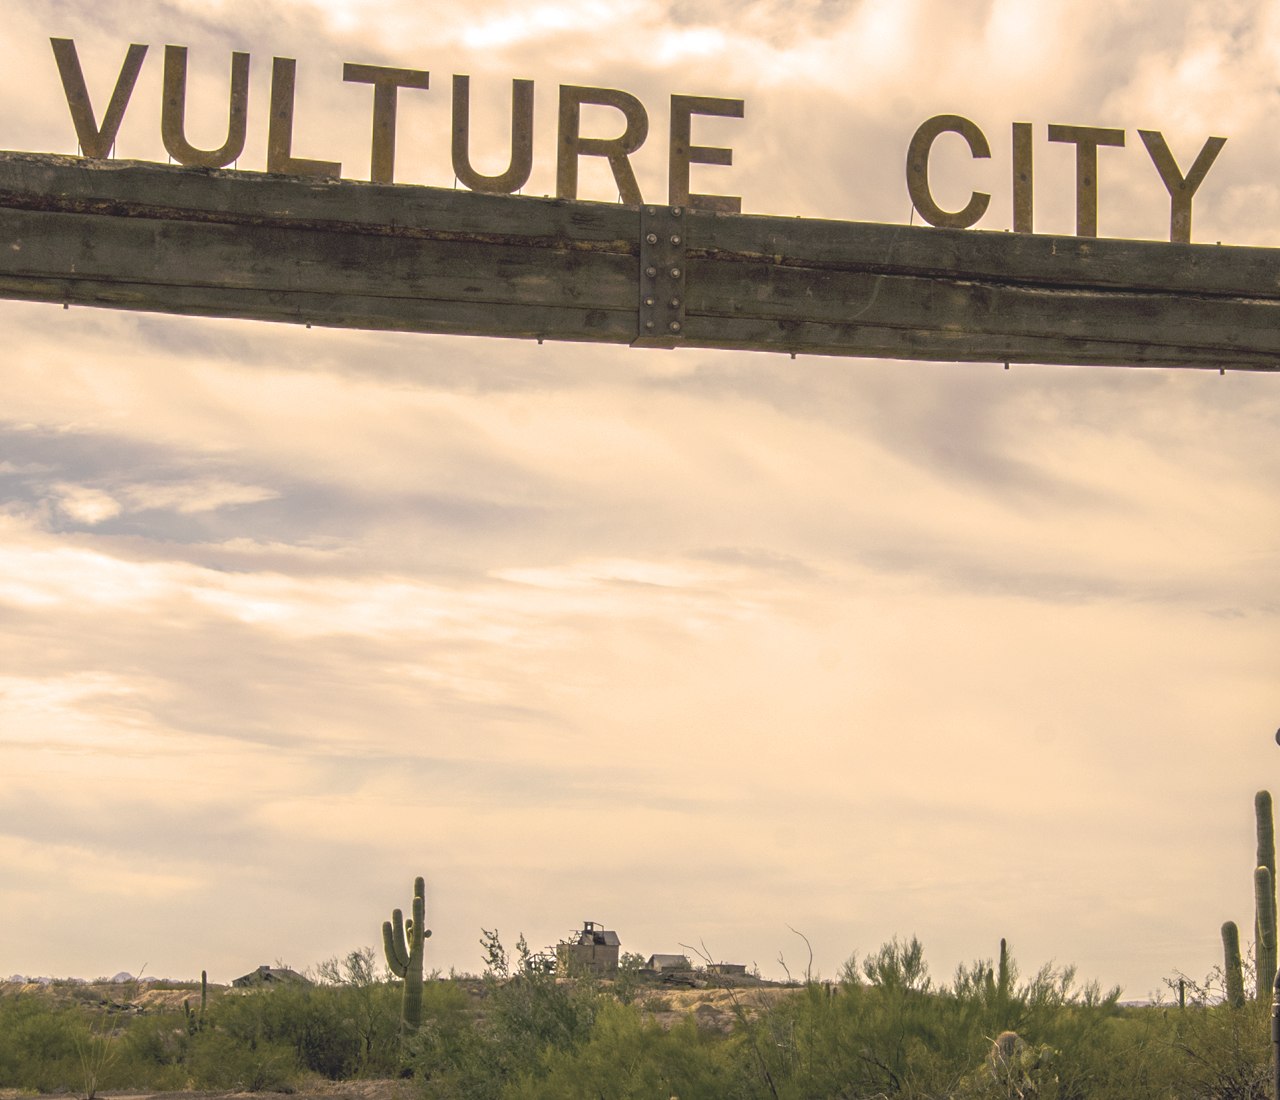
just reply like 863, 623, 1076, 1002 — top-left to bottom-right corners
1012, 122, 1033, 233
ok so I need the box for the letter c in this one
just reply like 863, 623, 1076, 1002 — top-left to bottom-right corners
906, 114, 991, 229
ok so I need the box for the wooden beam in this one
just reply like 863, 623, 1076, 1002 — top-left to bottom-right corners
0, 150, 1276, 370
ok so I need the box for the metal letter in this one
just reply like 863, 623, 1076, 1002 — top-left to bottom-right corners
668, 94, 744, 213
905, 114, 991, 229
1138, 130, 1226, 244
1047, 123, 1125, 238
451, 75, 534, 195
50, 38, 148, 159
556, 85, 648, 205
268, 57, 342, 179
161, 45, 249, 169
1012, 121, 1033, 233
343, 62, 430, 185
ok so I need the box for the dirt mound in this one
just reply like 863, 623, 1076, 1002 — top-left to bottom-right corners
0, 980, 214, 1014
635, 984, 795, 1031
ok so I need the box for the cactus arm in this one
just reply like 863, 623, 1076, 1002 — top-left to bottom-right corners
1255, 792, 1278, 1001
1257, 791, 1275, 883
412, 879, 426, 950
392, 908, 408, 964
1255, 866, 1277, 1000
1222, 920, 1245, 1007
383, 913, 409, 977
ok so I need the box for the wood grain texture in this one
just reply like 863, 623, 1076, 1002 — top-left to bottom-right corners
0, 151, 1275, 371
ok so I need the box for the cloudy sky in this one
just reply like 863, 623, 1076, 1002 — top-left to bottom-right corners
0, 0, 1277, 1001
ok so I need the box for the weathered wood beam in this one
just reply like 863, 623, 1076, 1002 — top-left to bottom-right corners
0, 150, 1276, 371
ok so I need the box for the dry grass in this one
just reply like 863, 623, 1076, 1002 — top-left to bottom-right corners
635, 984, 796, 1031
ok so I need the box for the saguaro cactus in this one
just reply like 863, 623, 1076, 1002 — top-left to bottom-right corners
382, 876, 431, 1031
1256, 791, 1275, 885
1255, 866, 1277, 1001
1222, 920, 1245, 1007
1256, 791, 1277, 1000
183, 969, 208, 1035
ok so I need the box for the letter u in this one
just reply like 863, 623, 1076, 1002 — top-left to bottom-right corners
451, 75, 534, 194
161, 45, 250, 168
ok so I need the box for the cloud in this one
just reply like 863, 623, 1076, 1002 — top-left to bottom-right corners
0, 0, 1276, 997
51, 483, 123, 524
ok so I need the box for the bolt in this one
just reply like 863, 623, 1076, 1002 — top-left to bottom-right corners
670, 297, 681, 308
670, 267, 682, 278
670, 235, 682, 245
671, 207, 682, 217
646, 207, 656, 216
645, 320, 655, 329
646, 232, 659, 245
644, 297, 656, 307
669, 321, 682, 332
645, 266, 657, 278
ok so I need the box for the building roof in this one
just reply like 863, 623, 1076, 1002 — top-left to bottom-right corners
569, 921, 620, 948
231, 965, 310, 988
647, 954, 691, 969
571, 929, 621, 947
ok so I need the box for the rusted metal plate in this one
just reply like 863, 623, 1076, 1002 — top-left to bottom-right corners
634, 204, 687, 348
0, 150, 1275, 371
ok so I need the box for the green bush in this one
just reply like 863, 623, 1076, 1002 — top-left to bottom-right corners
0, 996, 191, 1096
202, 978, 402, 1080
411, 935, 604, 1100
1164, 996, 1272, 1099
188, 1028, 299, 1091
504, 999, 742, 1100
1, 937, 1277, 1098
116, 1014, 192, 1090
0, 997, 86, 1091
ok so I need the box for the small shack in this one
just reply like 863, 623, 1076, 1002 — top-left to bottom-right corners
556, 921, 621, 976
707, 962, 749, 978
231, 965, 310, 988
647, 953, 692, 973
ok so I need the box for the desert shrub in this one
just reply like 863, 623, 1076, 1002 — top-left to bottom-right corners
411, 935, 604, 1100
728, 938, 1174, 1100
504, 999, 743, 1100
188, 1027, 299, 1091
612, 952, 648, 1005
313, 946, 404, 1074
115, 1013, 192, 1089
0, 997, 86, 1091
204, 981, 380, 1079
733, 937, 975, 1098
411, 984, 499, 1100
0, 997, 187, 1096
194, 950, 402, 1081
5, 938, 1278, 1098
1163, 996, 1272, 1100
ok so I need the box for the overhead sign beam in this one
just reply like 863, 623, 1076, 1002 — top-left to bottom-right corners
0, 151, 1277, 371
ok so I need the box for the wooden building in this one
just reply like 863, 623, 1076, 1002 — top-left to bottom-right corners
556, 921, 621, 976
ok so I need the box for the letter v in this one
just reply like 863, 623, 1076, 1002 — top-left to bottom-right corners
51, 38, 148, 158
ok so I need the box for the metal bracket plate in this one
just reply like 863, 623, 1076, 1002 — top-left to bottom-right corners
633, 205, 688, 348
